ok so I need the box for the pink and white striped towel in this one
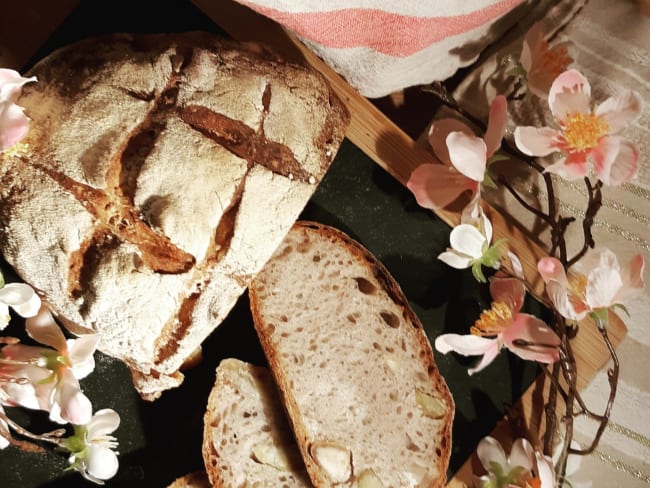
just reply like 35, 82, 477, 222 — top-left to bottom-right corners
234, 0, 529, 98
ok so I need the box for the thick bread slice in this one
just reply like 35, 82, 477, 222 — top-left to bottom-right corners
167, 471, 211, 488
249, 221, 454, 488
0, 32, 349, 399
202, 358, 311, 487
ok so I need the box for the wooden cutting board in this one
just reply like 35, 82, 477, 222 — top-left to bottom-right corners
3, 1, 627, 485
192, 1, 627, 485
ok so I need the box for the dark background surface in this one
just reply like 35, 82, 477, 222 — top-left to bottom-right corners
1, 1, 542, 486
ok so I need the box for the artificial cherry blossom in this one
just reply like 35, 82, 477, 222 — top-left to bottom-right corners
520, 21, 575, 99
435, 275, 560, 374
407, 95, 507, 210
514, 69, 642, 185
438, 211, 506, 283
65, 408, 120, 484
0, 68, 36, 153
475, 436, 554, 488
538, 247, 644, 324
1, 306, 98, 424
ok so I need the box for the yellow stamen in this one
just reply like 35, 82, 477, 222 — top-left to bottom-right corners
470, 301, 512, 337
562, 112, 609, 152
526, 476, 542, 488
0, 142, 31, 161
566, 270, 589, 312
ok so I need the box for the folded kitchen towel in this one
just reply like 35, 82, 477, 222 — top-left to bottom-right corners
233, 0, 534, 98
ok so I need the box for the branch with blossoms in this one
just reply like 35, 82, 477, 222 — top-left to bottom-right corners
409, 21, 645, 488
1, 70, 120, 485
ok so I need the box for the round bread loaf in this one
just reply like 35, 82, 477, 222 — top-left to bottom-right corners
0, 32, 349, 399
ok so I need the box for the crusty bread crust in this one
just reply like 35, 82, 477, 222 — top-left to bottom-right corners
0, 33, 349, 399
202, 358, 311, 488
166, 471, 211, 488
249, 221, 454, 488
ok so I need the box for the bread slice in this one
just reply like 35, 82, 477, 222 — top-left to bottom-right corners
166, 471, 211, 488
202, 358, 311, 487
0, 32, 349, 399
249, 221, 454, 488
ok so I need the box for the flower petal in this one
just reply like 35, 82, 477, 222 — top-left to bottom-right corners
86, 444, 119, 480
595, 90, 643, 133
467, 340, 500, 375
0, 69, 36, 103
438, 250, 473, 269
592, 136, 639, 186
446, 131, 487, 182
25, 306, 68, 352
535, 452, 556, 488
548, 69, 591, 122
428, 118, 474, 164
490, 276, 526, 313
406, 163, 475, 210
520, 22, 543, 72
509, 438, 535, 471
484, 95, 507, 157
68, 335, 99, 380
87, 408, 121, 438
547, 281, 587, 321
449, 224, 486, 259
615, 254, 645, 303
53, 370, 93, 425
503, 314, 560, 363
0, 104, 31, 152
544, 153, 589, 180
434, 333, 495, 356
538, 257, 567, 283
477, 436, 508, 472
514, 126, 559, 157
0, 283, 40, 317
585, 266, 623, 309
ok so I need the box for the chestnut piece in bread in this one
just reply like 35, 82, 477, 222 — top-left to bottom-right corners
249, 221, 454, 488
202, 358, 311, 487
0, 32, 349, 400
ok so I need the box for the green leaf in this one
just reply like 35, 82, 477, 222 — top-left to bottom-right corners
589, 308, 609, 328
472, 261, 487, 283
612, 303, 631, 317
487, 152, 509, 165
483, 172, 498, 190
482, 238, 508, 268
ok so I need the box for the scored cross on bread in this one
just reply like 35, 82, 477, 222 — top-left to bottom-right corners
249, 221, 454, 488
0, 32, 349, 399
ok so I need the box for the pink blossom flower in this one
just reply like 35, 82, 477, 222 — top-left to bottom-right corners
474, 436, 555, 488
520, 21, 575, 99
407, 95, 507, 210
538, 248, 644, 324
435, 275, 560, 374
0, 306, 98, 425
514, 69, 642, 185
0, 68, 36, 153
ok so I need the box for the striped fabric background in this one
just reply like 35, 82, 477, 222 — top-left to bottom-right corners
234, 0, 529, 97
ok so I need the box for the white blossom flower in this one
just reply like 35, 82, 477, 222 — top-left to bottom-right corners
65, 409, 120, 485
438, 211, 506, 282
